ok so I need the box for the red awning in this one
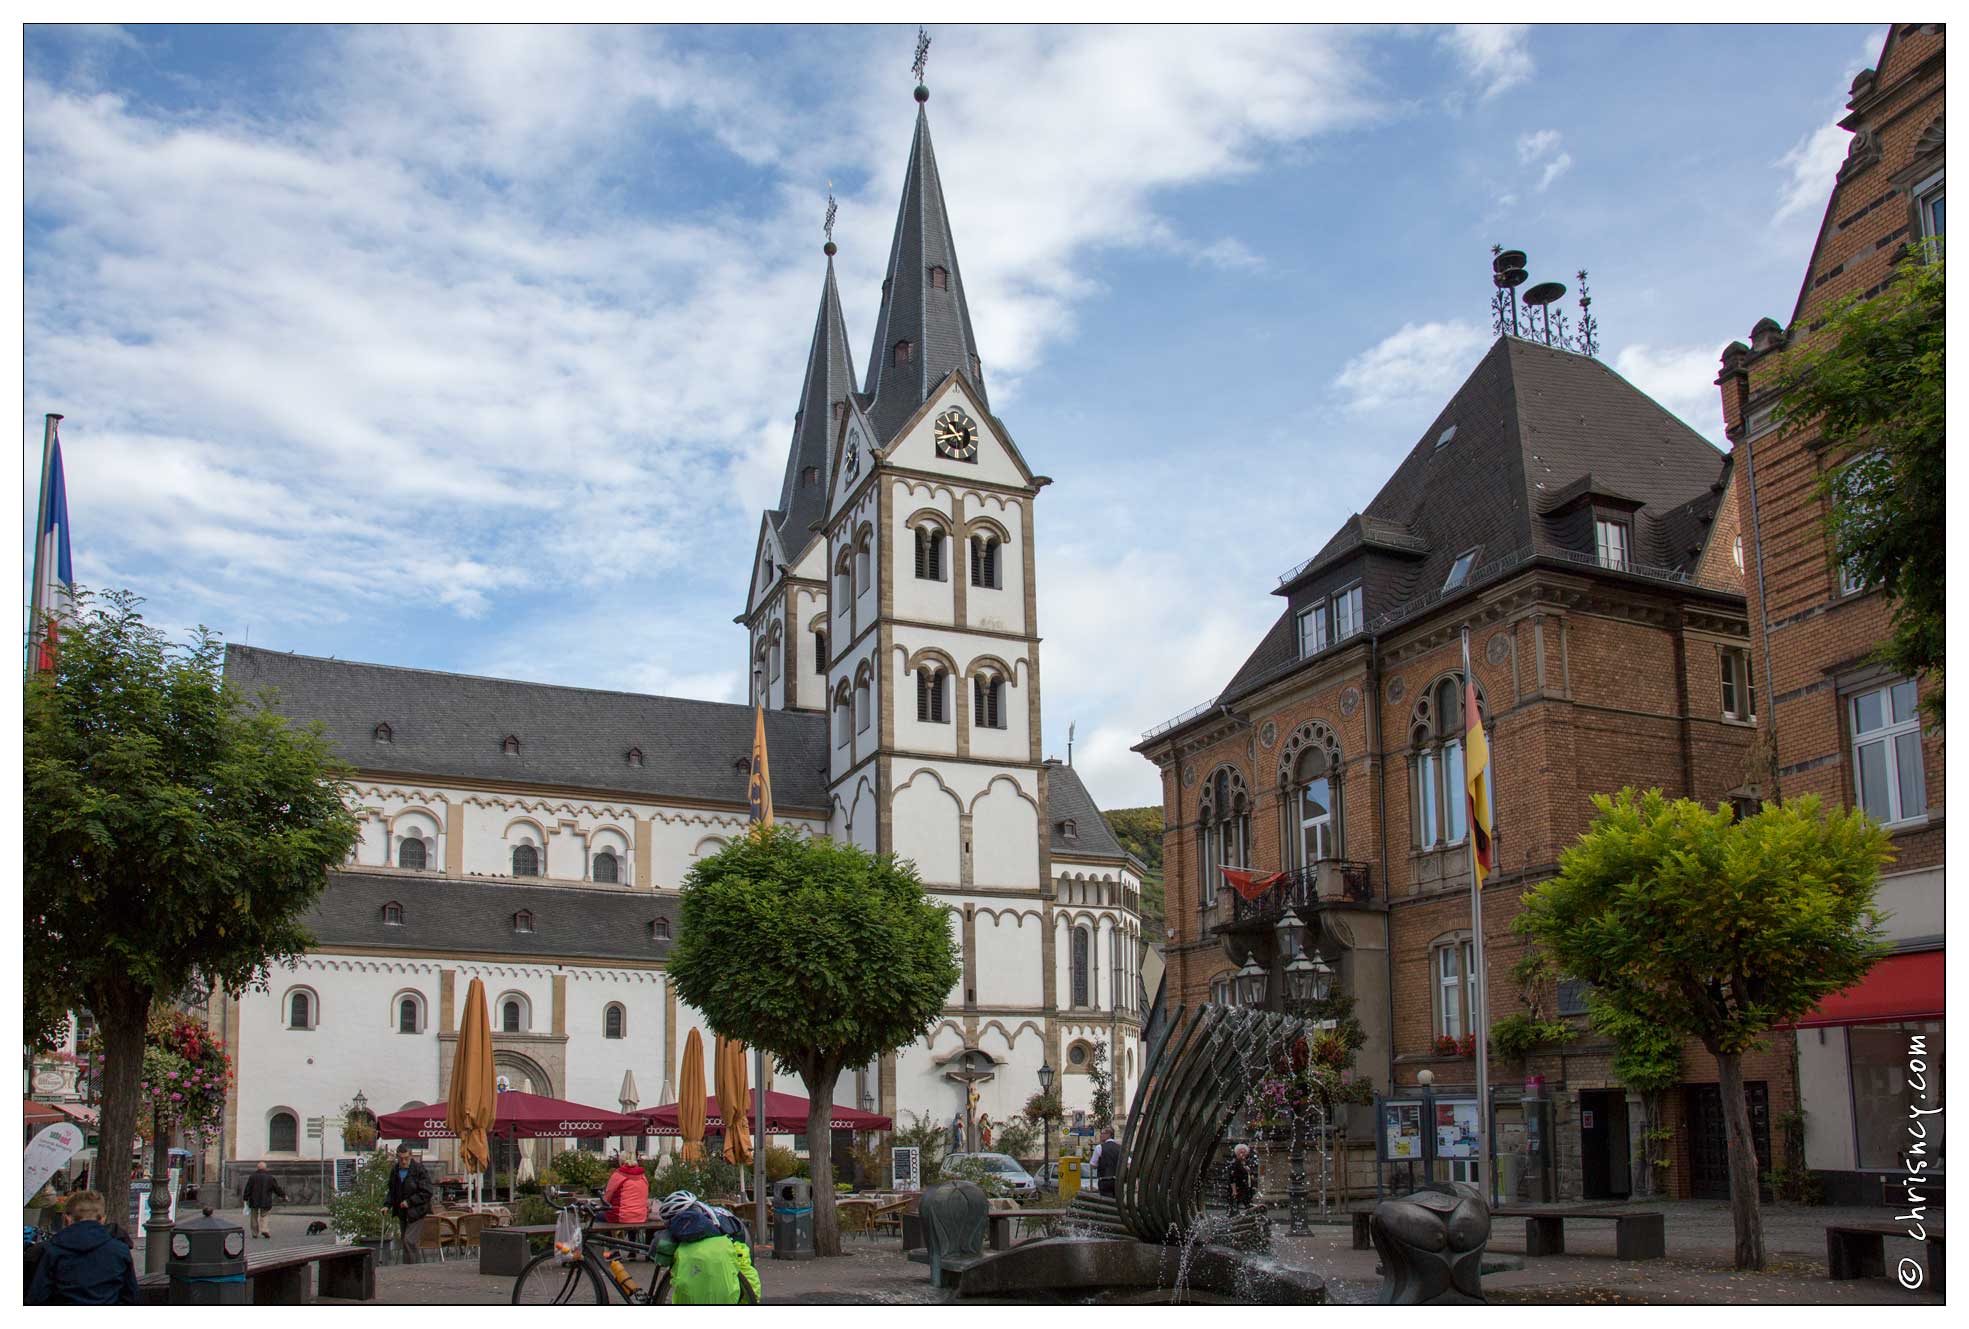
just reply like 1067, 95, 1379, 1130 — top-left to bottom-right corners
377, 1090, 647, 1141
641, 1089, 891, 1137
1792, 950, 1944, 1028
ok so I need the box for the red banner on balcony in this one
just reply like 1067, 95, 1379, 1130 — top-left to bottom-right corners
1221, 867, 1285, 901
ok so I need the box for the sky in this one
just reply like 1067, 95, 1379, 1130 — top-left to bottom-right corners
21, 21, 1885, 809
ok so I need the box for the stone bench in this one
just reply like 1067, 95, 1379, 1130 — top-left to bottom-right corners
1827, 1221, 1944, 1298
1493, 1207, 1666, 1261
138, 1242, 374, 1304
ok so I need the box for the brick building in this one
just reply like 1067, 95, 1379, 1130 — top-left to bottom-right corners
1715, 23, 1943, 1205
1136, 334, 1786, 1202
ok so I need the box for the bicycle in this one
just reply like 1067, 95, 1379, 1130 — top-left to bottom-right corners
510, 1199, 672, 1305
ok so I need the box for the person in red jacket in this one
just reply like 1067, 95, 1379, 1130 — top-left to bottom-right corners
601, 1152, 650, 1225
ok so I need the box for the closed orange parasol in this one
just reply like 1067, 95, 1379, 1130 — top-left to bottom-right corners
678, 1028, 708, 1162
716, 1036, 753, 1168
448, 978, 496, 1177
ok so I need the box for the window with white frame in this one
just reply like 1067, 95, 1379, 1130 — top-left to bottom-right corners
1297, 605, 1327, 659
1333, 585, 1362, 641
1291, 746, 1337, 868
1595, 517, 1631, 571
1914, 169, 1944, 242
285, 988, 318, 1030
1851, 679, 1926, 825
1721, 648, 1757, 721
1433, 939, 1478, 1039
1411, 675, 1486, 851
1210, 974, 1233, 1006
1443, 549, 1478, 591
1834, 451, 1885, 596
1197, 768, 1248, 907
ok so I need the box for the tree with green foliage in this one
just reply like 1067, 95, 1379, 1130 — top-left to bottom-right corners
666, 827, 960, 1256
25, 589, 362, 1233
1585, 996, 1684, 1198
1516, 788, 1890, 1268
1774, 249, 1944, 729
1088, 1041, 1116, 1133
1101, 807, 1165, 934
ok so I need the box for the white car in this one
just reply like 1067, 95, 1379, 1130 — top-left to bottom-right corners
943, 1152, 1039, 1198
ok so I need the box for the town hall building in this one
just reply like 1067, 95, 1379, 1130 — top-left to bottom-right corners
197, 79, 1144, 1190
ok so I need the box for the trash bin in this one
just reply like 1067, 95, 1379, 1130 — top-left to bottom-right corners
770, 1178, 814, 1261
166, 1209, 249, 1305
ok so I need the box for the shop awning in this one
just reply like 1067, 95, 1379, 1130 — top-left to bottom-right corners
1791, 950, 1944, 1029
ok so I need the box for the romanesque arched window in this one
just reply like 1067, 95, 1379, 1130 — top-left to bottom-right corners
969, 534, 1000, 588
268, 1110, 298, 1154
972, 673, 1003, 729
855, 665, 873, 732
1197, 768, 1249, 908
913, 524, 947, 581
813, 624, 829, 674
593, 850, 619, 884
916, 665, 948, 724
397, 837, 427, 870
1071, 926, 1091, 1007
398, 994, 423, 1035
512, 844, 540, 878
833, 681, 853, 746
1410, 674, 1490, 851
604, 1003, 626, 1039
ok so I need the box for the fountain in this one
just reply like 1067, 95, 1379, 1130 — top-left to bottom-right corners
953, 1003, 1329, 1304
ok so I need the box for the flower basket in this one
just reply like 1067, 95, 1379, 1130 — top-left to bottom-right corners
1457, 1034, 1477, 1058
1433, 1035, 1460, 1057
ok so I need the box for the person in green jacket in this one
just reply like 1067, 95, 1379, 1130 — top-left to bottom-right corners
654, 1192, 761, 1305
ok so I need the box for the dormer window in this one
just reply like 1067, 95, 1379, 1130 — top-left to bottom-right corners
801, 465, 820, 488
1059, 819, 1079, 842
382, 901, 404, 926
501, 735, 521, 756
513, 910, 534, 934
894, 340, 913, 366
1443, 549, 1479, 591
627, 747, 644, 768
970, 354, 982, 382
736, 757, 751, 775
648, 918, 672, 942
1435, 425, 1458, 449
832, 401, 848, 425
373, 722, 393, 743
928, 265, 949, 290
1595, 518, 1632, 571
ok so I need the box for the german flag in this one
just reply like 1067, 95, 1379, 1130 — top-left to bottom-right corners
747, 704, 774, 830
1465, 676, 1493, 886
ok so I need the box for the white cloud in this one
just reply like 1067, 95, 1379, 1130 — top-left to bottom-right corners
1516, 129, 1560, 164
1538, 152, 1575, 192
1193, 237, 1265, 272
1611, 343, 1727, 444
1773, 122, 1849, 224
1442, 25, 1533, 100
1332, 321, 1491, 417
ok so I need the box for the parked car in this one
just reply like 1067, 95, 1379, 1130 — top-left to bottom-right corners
943, 1152, 1038, 1199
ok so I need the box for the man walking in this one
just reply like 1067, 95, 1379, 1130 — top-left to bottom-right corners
385, 1147, 433, 1261
1094, 1127, 1121, 1197
241, 1161, 286, 1239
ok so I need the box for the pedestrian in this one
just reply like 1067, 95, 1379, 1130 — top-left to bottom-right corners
602, 1152, 650, 1225
241, 1160, 287, 1239
26, 1191, 139, 1305
1226, 1143, 1256, 1214
1094, 1127, 1121, 1197
384, 1146, 433, 1261
654, 1191, 760, 1305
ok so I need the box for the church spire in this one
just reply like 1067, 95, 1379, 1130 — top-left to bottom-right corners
861, 67, 987, 446
774, 195, 858, 553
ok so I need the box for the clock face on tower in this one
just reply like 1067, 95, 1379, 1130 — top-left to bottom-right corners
933, 408, 980, 461
845, 428, 861, 476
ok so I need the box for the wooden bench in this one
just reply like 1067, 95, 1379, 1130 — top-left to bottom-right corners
1494, 1207, 1665, 1261
138, 1242, 375, 1304
987, 1207, 1070, 1251
478, 1220, 660, 1277
1826, 1221, 1944, 1298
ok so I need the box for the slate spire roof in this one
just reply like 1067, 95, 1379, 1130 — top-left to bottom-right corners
774, 256, 859, 553
860, 99, 987, 445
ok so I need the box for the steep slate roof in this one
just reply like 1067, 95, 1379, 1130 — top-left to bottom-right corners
1043, 760, 1133, 863
773, 258, 859, 555
225, 645, 831, 811
1211, 337, 1731, 709
307, 870, 676, 962
860, 99, 988, 446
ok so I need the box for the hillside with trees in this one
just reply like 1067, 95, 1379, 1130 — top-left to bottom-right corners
1101, 806, 1165, 938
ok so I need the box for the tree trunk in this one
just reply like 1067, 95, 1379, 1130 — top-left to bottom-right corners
94, 984, 153, 1234
800, 1061, 842, 1257
1714, 1051, 1767, 1270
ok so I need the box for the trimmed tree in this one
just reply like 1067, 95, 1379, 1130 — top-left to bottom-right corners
25, 590, 361, 1231
666, 827, 960, 1257
1772, 249, 1944, 729
1516, 788, 1890, 1268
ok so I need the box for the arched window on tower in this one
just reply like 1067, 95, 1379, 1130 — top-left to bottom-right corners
928, 266, 949, 290
972, 674, 1004, 730
854, 534, 872, 595
833, 682, 853, 746
834, 549, 853, 606
502, 1000, 524, 1033
604, 1003, 626, 1040
855, 668, 872, 733
894, 340, 913, 366
914, 525, 946, 581
969, 535, 1000, 588
916, 666, 948, 724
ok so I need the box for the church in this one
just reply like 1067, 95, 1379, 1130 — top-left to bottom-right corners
201, 74, 1146, 1191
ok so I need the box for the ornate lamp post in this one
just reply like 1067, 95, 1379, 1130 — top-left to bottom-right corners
1037, 1060, 1056, 1191
1279, 947, 1336, 1235
1234, 953, 1269, 1009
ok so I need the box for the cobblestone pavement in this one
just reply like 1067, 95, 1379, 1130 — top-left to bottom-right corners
215, 1200, 1941, 1305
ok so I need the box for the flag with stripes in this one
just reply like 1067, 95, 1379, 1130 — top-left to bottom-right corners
29, 421, 74, 674
1465, 676, 1494, 886
747, 704, 774, 829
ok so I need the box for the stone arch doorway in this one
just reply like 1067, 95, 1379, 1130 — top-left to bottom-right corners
491, 1050, 555, 1182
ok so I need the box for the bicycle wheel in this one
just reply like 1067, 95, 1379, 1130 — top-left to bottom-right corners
511, 1249, 610, 1305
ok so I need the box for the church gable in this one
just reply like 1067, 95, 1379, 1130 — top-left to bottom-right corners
881, 373, 1034, 492
826, 401, 880, 522
746, 513, 789, 618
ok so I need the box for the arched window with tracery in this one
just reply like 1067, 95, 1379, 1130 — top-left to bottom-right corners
512, 843, 540, 878
1197, 768, 1249, 908
1279, 723, 1343, 869
1410, 674, 1490, 851
593, 850, 620, 884
1071, 925, 1091, 1007
398, 836, 427, 870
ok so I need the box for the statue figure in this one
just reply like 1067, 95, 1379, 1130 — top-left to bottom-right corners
1371, 1180, 1491, 1305
918, 1179, 988, 1287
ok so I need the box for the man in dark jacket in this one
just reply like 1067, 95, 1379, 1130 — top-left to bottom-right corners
385, 1147, 434, 1260
27, 1191, 139, 1305
1226, 1144, 1256, 1214
1093, 1128, 1121, 1197
242, 1161, 287, 1239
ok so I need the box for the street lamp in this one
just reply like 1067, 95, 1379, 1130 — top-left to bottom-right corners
351, 1089, 369, 1118
1235, 952, 1269, 1008
1037, 1061, 1056, 1191
1274, 913, 1305, 967
1284, 949, 1335, 1008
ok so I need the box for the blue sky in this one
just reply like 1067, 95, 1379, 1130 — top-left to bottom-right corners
22, 22, 1882, 808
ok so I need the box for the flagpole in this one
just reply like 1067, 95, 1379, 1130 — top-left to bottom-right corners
27, 413, 61, 672
753, 1046, 766, 1248
1460, 627, 1492, 1204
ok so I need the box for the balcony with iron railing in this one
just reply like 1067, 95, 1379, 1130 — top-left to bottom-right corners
1205, 859, 1377, 943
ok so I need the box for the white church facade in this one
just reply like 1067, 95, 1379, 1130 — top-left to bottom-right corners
205, 82, 1144, 1185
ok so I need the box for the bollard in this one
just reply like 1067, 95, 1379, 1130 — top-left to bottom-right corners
167, 1208, 249, 1305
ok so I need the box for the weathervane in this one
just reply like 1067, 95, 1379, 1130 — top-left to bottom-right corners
913, 27, 932, 85
824, 182, 838, 256
1489, 245, 1602, 358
